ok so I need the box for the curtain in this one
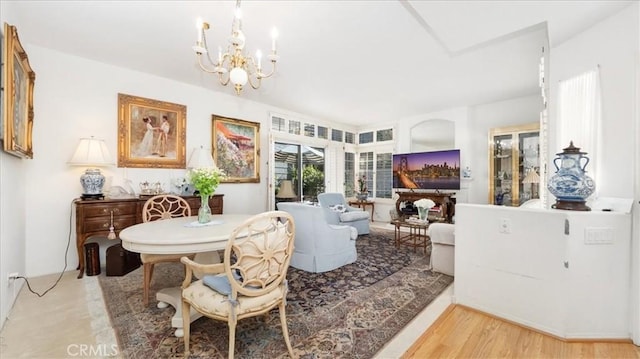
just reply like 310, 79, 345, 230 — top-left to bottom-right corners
557, 68, 602, 196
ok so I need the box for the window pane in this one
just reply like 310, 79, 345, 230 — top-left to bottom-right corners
376, 128, 393, 142
344, 152, 355, 196
376, 153, 392, 199
289, 120, 301, 135
358, 152, 374, 194
317, 126, 328, 139
345, 132, 355, 144
331, 129, 343, 142
304, 123, 315, 137
271, 116, 285, 131
359, 132, 374, 144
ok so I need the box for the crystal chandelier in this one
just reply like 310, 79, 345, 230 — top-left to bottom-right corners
193, 0, 279, 95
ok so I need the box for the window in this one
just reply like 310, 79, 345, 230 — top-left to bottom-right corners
557, 68, 602, 190
359, 131, 374, 144
272, 116, 285, 132
288, 120, 301, 135
376, 128, 393, 142
344, 152, 355, 196
304, 123, 315, 137
331, 129, 343, 142
317, 126, 328, 139
375, 153, 392, 198
357, 151, 392, 199
345, 132, 355, 144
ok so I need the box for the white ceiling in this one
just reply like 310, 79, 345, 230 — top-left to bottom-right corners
6, 0, 633, 127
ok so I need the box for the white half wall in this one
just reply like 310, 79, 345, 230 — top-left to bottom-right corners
455, 204, 632, 339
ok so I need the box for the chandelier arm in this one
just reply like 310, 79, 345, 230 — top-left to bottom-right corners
257, 61, 277, 79
248, 75, 262, 89
196, 55, 220, 74
218, 71, 230, 86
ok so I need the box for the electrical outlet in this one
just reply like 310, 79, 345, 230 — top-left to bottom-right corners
499, 218, 511, 234
8, 272, 19, 281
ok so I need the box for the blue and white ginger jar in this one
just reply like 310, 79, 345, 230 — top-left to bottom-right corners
547, 142, 595, 203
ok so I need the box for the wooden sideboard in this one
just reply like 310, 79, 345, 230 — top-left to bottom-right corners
395, 191, 456, 223
74, 194, 224, 278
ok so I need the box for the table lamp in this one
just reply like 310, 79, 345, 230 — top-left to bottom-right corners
522, 169, 540, 199
276, 180, 296, 200
187, 145, 215, 169
68, 137, 114, 199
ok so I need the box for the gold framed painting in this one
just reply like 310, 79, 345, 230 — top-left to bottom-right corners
1, 23, 35, 159
212, 115, 260, 183
117, 93, 186, 168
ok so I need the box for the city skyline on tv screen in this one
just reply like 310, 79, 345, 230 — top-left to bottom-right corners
392, 149, 460, 190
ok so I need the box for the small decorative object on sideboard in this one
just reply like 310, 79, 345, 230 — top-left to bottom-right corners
356, 175, 369, 201
548, 141, 595, 211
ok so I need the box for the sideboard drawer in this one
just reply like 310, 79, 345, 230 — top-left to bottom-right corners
83, 215, 137, 233
83, 203, 138, 218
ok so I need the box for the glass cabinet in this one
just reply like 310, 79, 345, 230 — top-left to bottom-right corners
489, 123, 540, 206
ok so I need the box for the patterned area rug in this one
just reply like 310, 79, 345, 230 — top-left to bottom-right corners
98, 228, 453, 358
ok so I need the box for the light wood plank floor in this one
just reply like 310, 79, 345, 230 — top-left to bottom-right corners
403, 305, 640, 359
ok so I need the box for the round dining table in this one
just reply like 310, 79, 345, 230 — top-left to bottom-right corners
119, 214, 253, 337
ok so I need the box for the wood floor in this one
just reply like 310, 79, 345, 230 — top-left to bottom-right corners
403, 305, 640, 359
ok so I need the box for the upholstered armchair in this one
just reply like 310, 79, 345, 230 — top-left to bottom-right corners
427, 223, 455, 276
317, 192, 370, 235
277, 202, 357, 273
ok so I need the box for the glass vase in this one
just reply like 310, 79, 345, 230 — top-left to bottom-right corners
198, 194, 211, 224
417, 207, 428, 222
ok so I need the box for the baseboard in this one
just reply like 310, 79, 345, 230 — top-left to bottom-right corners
458, 304, 634, 344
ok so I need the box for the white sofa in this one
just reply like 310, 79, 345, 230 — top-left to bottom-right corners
277, 202, 357, 273
427, 223, 455, 276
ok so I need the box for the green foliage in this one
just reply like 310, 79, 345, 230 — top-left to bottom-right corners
188, 167, 225, 197
303, 165, 324, 198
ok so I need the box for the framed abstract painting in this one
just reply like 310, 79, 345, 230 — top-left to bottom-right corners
212, 114, 260, 183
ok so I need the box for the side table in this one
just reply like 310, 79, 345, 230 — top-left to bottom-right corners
348, 200, 375, 222
392, 219, 430, 255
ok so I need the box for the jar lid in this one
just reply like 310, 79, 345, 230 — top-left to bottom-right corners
557, 141, 587, 155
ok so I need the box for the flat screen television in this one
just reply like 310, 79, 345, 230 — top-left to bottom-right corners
392, 149, 460, 190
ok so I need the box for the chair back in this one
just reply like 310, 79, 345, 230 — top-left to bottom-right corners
223, 211, 295, 297
317, 192, 347, 208
142, 194, 191, 222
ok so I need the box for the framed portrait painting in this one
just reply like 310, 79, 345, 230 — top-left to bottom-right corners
212, 115, 260, 183
1, 23, 35, 159
117, 93, 186, 168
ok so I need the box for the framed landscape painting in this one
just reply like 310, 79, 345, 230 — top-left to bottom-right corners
117, 93, 186, 168
212, 115, 260, 183
2, 23, 35, 159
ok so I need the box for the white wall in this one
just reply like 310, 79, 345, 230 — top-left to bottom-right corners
455, 204, 632, 339
0, 1, 27, 330
548, 2, 639, 343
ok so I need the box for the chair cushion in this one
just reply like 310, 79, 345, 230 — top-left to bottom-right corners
202, 271, 242, 295
339, 211, 369, 222
183, 280, 285, 317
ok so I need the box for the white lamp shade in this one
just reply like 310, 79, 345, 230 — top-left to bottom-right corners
68, 137, 113, 166
276, 180, 296, 198
187, 146, 215, 169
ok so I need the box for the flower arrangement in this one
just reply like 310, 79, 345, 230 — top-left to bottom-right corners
188, 167, 225, 197
357, 175, 368, 193
414, 198, 436, 209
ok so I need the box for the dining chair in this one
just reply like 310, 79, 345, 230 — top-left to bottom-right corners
180, 211, 296, 359
141, 194, 195, 307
